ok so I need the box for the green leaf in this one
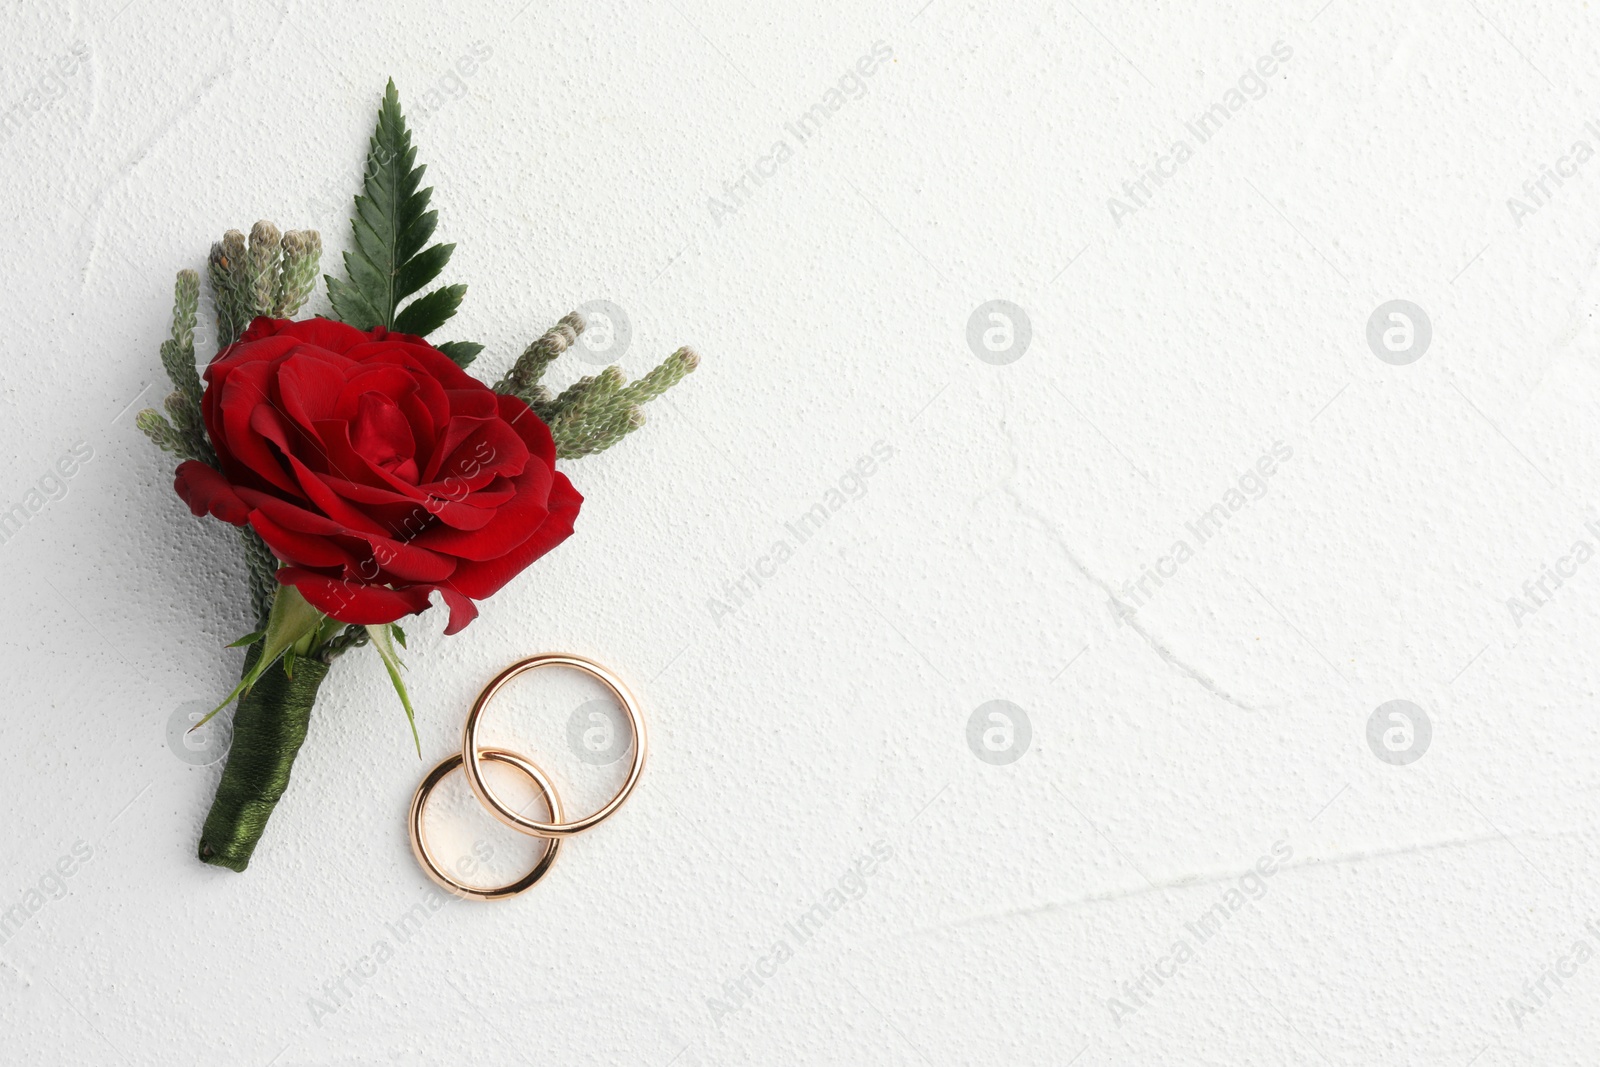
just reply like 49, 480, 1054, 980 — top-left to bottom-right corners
192, 586, 325, 732
314, 616, 347, 647
393, 243, 453, 303
365, 623, 420, 756
226, 629, 266, 649
393, 284, 465, 337
327, 79, 463, 336
390, 622, 407, 649
435, 341, 483, 368
325, 275, 383, 331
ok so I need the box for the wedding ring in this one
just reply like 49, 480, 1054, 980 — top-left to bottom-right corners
461, 653, 646, 839
408, 748, 562, 900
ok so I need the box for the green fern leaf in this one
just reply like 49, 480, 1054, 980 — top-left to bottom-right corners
394, 243, 453, 303
435, 341, 483, 368
326, 79, 464, 337
393, 284, 465, 337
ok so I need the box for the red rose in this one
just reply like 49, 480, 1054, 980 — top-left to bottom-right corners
174, 317, 582, 634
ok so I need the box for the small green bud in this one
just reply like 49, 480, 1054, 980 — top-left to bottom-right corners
246, 221, 283, 321
622, 346, 699, 405
172, 270, 199, 352
496, 312, 586, 399
275, 230, 322, 318
210, 231, 250, 351
162, 270, 204, 408
136, 408, 187, 455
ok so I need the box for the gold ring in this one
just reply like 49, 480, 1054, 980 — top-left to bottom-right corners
408, 748, 562, 900
461, 653, 646, 839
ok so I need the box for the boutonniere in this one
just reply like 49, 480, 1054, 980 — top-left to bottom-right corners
138, 81, 697, 872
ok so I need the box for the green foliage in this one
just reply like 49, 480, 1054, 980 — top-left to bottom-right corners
138, 271, 215, 464
135, 408, 187, 455
493, 316, 700, 459
274, 230, 323, 317
435, 340, 483, 368
547, 366, 628, 458
208, 224, 323, 351
392, 283, 465, 337
143, 228, 320, 658
244, 221, 282, 315
552, 399, 647, 459
326, 80, 463, 339
208, 230, 251, 350
316, 623, 371, 659
144, 228, 323, 647
495, 312, 584, 402
620, 346, 699, 406
365, 623, 420, 755
163, 389, 206, 450
193, 585, 325, 731
238, 527, 280, 627
160, 270, 202, 407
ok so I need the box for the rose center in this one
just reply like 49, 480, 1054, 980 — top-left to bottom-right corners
351, 392, 420, 484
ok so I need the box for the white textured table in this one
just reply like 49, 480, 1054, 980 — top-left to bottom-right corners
2, 1, 1597, 1063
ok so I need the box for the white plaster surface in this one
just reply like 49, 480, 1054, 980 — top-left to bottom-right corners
2, 0, 1599, 1063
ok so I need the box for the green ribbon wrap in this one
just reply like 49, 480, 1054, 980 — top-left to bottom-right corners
197, 648, 330, 872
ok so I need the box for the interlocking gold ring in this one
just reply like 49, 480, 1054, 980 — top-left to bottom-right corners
408, 748, 562, 900
461, 653, 646, 839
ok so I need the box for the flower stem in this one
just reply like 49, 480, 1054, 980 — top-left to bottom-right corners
197, 646, 330, 872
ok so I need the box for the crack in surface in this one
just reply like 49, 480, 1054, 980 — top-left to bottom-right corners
876, 828, 1578, 945
77, 58, 236, 289
991, 412, 1261, 710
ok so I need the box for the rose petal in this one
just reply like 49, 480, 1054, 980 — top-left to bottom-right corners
445, 471, 582, 598
276, 349, 356, 436
174, 461, 250, 524
247, 508, 355, 570
351, 392, 418, 482
271, 316, 374, 355
278, 568, 436, 625
497, 392, 559, 464
425, 415, 526, 487
346, 336, 483, 391
214, 358, 298, 494
239, 488, 456, 583
437, 586, 479, 635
